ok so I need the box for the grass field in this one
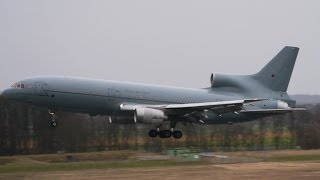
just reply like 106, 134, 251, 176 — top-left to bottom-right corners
0, 150, 208, 173
268, 154, 320, 162
0, 149, 320, 179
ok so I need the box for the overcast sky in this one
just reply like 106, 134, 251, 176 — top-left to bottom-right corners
0, 0, 319, 94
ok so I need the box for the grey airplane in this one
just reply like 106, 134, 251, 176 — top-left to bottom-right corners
1, 46, 305, 139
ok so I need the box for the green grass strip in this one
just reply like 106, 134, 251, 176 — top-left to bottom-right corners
0, 160, 207, 174
267, 154, 320, 162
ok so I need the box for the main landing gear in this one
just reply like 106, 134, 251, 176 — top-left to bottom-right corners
49, 110, 57, 127
148, 122, 183, 139
148, 129, 183, 139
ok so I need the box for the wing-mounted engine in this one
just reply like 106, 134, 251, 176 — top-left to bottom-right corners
134, 108, 167, 124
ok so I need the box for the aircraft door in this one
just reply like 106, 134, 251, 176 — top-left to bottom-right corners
34, 82, 48, 96
35, 82, 44, 94
107, 89, 121, 102
108, 89, 115, 102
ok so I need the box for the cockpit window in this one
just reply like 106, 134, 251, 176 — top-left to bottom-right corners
10, 82, 25, 89
10, 83, 18, 88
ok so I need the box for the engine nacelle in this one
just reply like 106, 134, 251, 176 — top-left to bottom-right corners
134, 108, 167, 124
210, 73, 241, 88
277, 100, 289, 109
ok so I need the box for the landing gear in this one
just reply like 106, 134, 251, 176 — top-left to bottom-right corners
159, 130, 172, 138
51, 121, 57, 127
170, 121, 182, 139
172, 131, 182, 139
49, 110, 57, 127
148, 122, 183, 139
148, 129, 182, 139
148, 129, 158, 137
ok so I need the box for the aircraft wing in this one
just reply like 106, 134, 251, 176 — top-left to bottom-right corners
163, 99, 265, 114
120, 98, 266, 116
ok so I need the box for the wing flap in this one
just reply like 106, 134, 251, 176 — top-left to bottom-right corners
164, 99, 265, 110
241, 108, 306, 114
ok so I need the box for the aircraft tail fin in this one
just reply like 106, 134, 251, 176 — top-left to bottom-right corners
252, 46, 299, 92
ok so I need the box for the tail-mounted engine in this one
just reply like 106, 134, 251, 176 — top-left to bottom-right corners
210, 73, 244, 88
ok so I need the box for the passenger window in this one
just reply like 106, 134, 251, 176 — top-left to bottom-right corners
21, 84, 24, 88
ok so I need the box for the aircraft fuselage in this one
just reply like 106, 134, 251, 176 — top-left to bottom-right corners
2, 76, 275, 124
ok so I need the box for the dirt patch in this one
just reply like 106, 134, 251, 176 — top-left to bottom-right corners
1, 162, 319, 180
217, 149, 320, 159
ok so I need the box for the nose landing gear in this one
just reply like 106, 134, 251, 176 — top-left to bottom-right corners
49, 110, 57, 127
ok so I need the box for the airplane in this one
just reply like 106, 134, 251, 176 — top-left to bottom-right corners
0, 46, 305, 139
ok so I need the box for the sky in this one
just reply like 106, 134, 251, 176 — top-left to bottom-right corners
0, 0, 319, 94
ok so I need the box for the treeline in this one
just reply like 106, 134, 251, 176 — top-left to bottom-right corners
0, 97, 320, 155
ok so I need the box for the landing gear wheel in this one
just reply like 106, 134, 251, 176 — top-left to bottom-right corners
148, 129, 158, 137
49, 110, 57, 128
173, 131, 182, 139
159, 130, 172, 138
51, 121, 57, 127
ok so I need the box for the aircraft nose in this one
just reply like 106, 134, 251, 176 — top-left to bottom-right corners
1, 89, 13, 99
